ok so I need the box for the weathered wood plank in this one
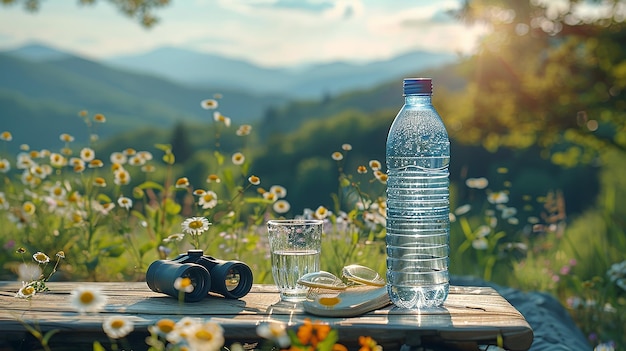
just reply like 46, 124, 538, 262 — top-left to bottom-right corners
0, 282, 533, 350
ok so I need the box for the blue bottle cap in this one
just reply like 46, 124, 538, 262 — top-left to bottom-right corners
403, 78, 432, 96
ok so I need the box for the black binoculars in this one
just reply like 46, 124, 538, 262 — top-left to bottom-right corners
146, 250, 253, 302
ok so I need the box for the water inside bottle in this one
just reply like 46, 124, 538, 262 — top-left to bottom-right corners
386, 157, 450, 308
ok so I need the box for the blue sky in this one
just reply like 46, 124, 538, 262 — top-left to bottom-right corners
0, 0, 486, 67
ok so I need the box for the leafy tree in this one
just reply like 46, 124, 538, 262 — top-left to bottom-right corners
443, 0, 626, 167
1, 0, 170, 27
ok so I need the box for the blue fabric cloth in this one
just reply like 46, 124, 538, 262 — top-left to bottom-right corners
451, 276, 591, 351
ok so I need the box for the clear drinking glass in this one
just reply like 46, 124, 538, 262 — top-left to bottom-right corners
266, 219, 322, 302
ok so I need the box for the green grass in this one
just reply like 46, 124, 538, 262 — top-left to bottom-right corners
1, 107, 625, 351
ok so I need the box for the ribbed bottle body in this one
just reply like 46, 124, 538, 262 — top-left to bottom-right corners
385, 83, 450, 309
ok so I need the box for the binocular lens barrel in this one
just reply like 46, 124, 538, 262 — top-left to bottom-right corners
209, 262, 253, 299
146, 260, 211, 302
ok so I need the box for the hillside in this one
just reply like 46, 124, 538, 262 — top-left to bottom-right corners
0, 43, 462, 151
0, 52, 286, 150
256, 62, 469, 140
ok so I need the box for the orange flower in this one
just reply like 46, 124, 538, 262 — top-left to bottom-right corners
358, 336, 381, 351
296, 319, 331, 348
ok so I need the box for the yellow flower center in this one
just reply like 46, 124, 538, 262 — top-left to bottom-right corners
23, 203, 35, 213
189, 220, 203, 229
270, 325, 284, 336
80, 291, 95, 304
68, 192, 79, 202
157, 319, 175, 333
111, 320, 125, 329
72, 213, 83, 223
94, 177, 106, 186
195, 330, 213, 341
180, 277, 192, 288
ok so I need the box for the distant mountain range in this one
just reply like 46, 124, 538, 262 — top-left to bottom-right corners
5, 43, 458, 99
0, 42, 458, 150
106, 46, 457, 98
0, 43, 287, 150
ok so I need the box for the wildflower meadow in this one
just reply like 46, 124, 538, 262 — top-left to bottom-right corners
1, 95, 625, 350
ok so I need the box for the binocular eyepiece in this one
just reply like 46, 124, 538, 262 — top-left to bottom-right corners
146, 250, 253, 302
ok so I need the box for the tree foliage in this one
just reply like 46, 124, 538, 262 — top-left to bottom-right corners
1, 0, 171, 27
443, 0, 626, 167
6, 0, 625, 168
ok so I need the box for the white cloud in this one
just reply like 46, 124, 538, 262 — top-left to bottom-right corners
0, 0, 483, 65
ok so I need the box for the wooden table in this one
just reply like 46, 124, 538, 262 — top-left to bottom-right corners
0, 281, 533, 351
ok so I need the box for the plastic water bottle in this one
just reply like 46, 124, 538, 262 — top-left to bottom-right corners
385, 78, 450, 308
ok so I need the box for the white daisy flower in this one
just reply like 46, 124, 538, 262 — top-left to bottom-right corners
465, 177, 489, 189
186, 321, 224, 351
269, 185, 287, 199
69, 286, 107, 314
201, 99, 219, 110
231, 152, 245, 165
16, 282, 36, 299
102, 315, 134, 339
273, 200, 291, 214
314, 206, 330, 219
248, 175, 260, 185
0, 158, 10, 173
174, 277, 194, 293
148, 318, 176, 338
117, 196, 133, 210
213, 111, 231, 127
257, 322, 290, 348
454, 204, 471, 216
181, 217, 211, 236
114, 168, 131, 186
110, 152, 128, 165
80, 147, 95, 162
32, 251, 50, 264
369, 160, 382, 171
487, 191, 509, 204
199, 191, 218, 209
